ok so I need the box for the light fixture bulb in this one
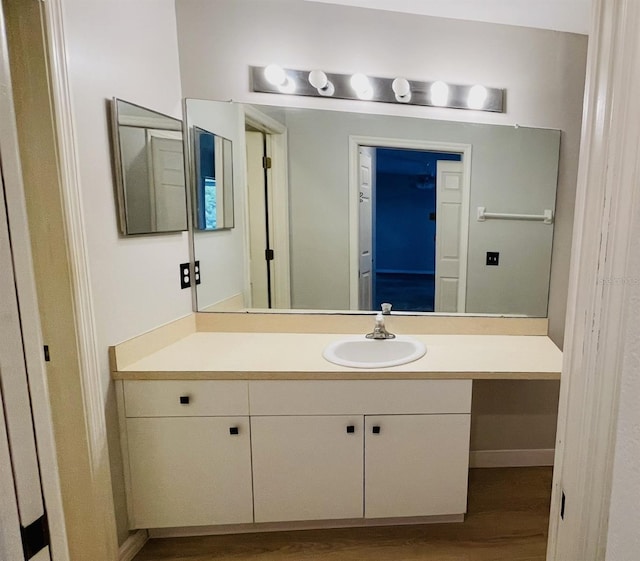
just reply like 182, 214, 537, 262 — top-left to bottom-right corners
392, 78, 410, 97
468, 85, 488, 109
278, 77, 297, 94
430, 81, 449, 107
350, 73, 370, 93
308, 70, 328, 90
264, 64, 287, 86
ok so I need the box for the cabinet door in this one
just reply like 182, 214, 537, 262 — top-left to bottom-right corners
251, 415, 363, 523
127, 416, 253, 528
365, 414, 470, 519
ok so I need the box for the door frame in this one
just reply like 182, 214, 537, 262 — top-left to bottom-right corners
348, 136, 471, 311
0, 4, 69, 560
243, 105, 291, 309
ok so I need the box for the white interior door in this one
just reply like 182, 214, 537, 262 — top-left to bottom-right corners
358, 147, 374, 310
435, 160, 466, 312
0, 173, 51, 561
246, 130, 270, 308
148, 132, 186, 231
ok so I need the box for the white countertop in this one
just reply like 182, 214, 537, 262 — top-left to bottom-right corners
113, 332, 562, 380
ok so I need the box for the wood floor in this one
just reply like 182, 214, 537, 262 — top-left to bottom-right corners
133, 467, 552, 561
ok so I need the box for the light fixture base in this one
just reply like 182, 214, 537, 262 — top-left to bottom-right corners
250, 66, 504, 112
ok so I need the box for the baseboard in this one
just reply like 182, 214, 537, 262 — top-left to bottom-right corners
470, 448, 555, 468
119, 529, 148, 561
148, 514, 464, 539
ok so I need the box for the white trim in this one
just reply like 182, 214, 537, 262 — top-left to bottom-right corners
548, 1, 640, 559
348, 136, 471, 311
118, 530, 149, 561
469, 449, 555, 468
243, 105, 292, 309
41, 0, 119, 557
0, 6, 70, 560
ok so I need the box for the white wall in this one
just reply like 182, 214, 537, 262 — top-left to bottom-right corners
175, 0, 584, 456
62, 0, 189, 544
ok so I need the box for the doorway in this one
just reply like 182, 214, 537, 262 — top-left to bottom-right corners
350, 137, 471, 313
374, 147, 462, 311
243, 107, 291, 310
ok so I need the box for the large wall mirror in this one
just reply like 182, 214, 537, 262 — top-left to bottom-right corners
185, 99, 560, 317
192, 126, 235, 230
110, 98, 187, 235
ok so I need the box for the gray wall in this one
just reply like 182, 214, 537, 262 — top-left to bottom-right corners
275, 107, 559, 314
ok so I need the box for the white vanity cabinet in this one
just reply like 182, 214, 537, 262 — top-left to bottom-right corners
248, 380, 472, 524
364, 414, 471, 518
251, 415, 364, 523
119, 378, 472, 530
120, 381, 253, 529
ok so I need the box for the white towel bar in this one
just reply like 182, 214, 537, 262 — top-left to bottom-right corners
477, 207, 554, 224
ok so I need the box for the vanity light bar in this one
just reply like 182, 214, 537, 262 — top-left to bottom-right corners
250, 66, 504, 113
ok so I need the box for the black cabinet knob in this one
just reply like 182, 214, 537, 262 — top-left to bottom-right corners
346, 425, 355, 433
372, 425, 381, 434
179, 395, 190, 405
229, 427, 239, 435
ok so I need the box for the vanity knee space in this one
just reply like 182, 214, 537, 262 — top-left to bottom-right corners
117, 379, 472, 531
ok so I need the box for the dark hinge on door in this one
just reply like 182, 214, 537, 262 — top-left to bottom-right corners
262, 156, 272, 169
21, 513, 50, 560
265, 249, 274, 261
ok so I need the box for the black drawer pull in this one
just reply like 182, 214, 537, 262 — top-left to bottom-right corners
346, 425, 355, 433
179, 395, 190, 405
372, 425, 381, 434
229, 427, 239, 435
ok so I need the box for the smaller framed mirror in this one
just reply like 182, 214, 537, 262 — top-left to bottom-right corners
110, 98, 187, 235
193, 126, 235, 230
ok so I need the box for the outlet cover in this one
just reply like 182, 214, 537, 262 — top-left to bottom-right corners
180, 263, 191, 289
486, 252, 500, 266
194, 260, 201, 285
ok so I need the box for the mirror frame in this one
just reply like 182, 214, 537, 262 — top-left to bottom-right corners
110, 97, 188, 236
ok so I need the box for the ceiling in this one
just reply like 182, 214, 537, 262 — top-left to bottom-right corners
305, 0, 591, 35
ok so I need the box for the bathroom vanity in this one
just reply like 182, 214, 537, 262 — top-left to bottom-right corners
111, 313, 562, 535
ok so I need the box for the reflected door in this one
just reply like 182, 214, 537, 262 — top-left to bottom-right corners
435, 160, 466, 312
149, 133, 186, 231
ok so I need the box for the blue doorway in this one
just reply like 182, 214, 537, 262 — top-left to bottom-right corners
373, 148, 462, 312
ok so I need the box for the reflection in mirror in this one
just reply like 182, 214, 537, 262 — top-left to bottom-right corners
186, 100, 560, 317
193, 127, 234, 230
110, 98, 187, 235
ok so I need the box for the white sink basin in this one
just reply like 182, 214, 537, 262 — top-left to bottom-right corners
322, 336, 427, 369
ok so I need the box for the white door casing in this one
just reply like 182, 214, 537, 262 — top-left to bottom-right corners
243, 106, 291, 309
435, 160, 467, 312
246, 130, 270, 308
358, 147, 374, 310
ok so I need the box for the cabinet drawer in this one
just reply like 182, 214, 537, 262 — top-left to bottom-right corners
123, 380, 248, 417
249, 380, 472, 415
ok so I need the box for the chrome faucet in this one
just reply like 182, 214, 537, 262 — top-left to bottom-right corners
366, 313, 396, 340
